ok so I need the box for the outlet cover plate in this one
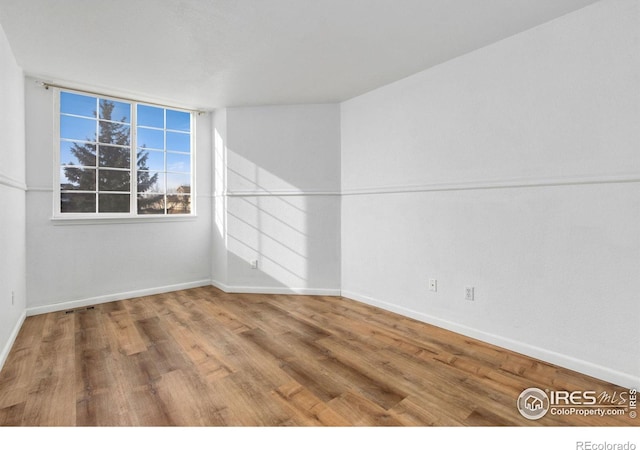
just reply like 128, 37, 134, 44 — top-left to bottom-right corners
465, 286, 475, 301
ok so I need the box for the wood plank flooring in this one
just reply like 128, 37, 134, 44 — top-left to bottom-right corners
0, 286, 635, 426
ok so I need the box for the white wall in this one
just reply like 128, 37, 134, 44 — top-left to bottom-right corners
212, 104, 341, 294
0, 22, 26, 369
340, 0, 640, 388
24, 79, 213, 313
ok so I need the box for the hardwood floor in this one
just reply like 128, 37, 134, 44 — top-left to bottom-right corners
0, 286, 635, 426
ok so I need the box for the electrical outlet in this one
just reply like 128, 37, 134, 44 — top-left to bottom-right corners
465, 286, 475, 301
250, 260, 258, 269
429, 279, 437, 292
11, 291, 15, 306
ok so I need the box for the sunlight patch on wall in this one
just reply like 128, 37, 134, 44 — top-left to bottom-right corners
225, 150, 309, 287
214, 127, 226, 238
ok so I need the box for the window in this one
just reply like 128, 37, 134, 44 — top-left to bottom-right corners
56, 89, 194, 216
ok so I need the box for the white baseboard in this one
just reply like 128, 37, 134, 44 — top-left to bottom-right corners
26, 279, 213, 316
211, 279, 340, 296
0, 310, 26, 373
341, 289, 639, 390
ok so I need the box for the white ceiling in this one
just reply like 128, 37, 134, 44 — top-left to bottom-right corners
0, 0, 600, 109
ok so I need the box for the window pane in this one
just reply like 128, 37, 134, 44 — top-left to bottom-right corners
167, 194, 191, 214
60, 167, 96, 190
138, 194, 165, 214
60, 115, 96, 141
61, 193, 96, 213
166, 152, 190, 173
137, 149, 164, 171
166, 173, 191, 193
166, 109, 190, 132
98, 169, 130, 192
60, 92, 96, 118
59, 92, 194, 216
99, 121, 130, 145
138, 171, 164, 194
137, 104, 164, 128
99, 146, 130, 168
99, 99, 130, 123
166, 131, 190, 152
61, 141, 96, 166
137, 127, 164, 150
99, 194, 130, 213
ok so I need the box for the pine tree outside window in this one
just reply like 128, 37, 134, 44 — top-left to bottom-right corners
56, 90, 194, 217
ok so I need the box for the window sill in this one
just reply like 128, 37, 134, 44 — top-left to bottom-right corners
51, 215, 198, 225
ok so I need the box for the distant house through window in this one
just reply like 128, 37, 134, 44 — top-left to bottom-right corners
57, 89, 194, 216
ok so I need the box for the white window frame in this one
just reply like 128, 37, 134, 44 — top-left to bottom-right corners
53, 87, 196, 221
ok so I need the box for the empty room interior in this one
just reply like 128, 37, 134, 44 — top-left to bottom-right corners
0, 0, 638, 428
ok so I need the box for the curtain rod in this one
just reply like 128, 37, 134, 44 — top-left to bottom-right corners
37, 80, 207, 115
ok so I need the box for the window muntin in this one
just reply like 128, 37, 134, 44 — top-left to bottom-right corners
57, 90, 193, 216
